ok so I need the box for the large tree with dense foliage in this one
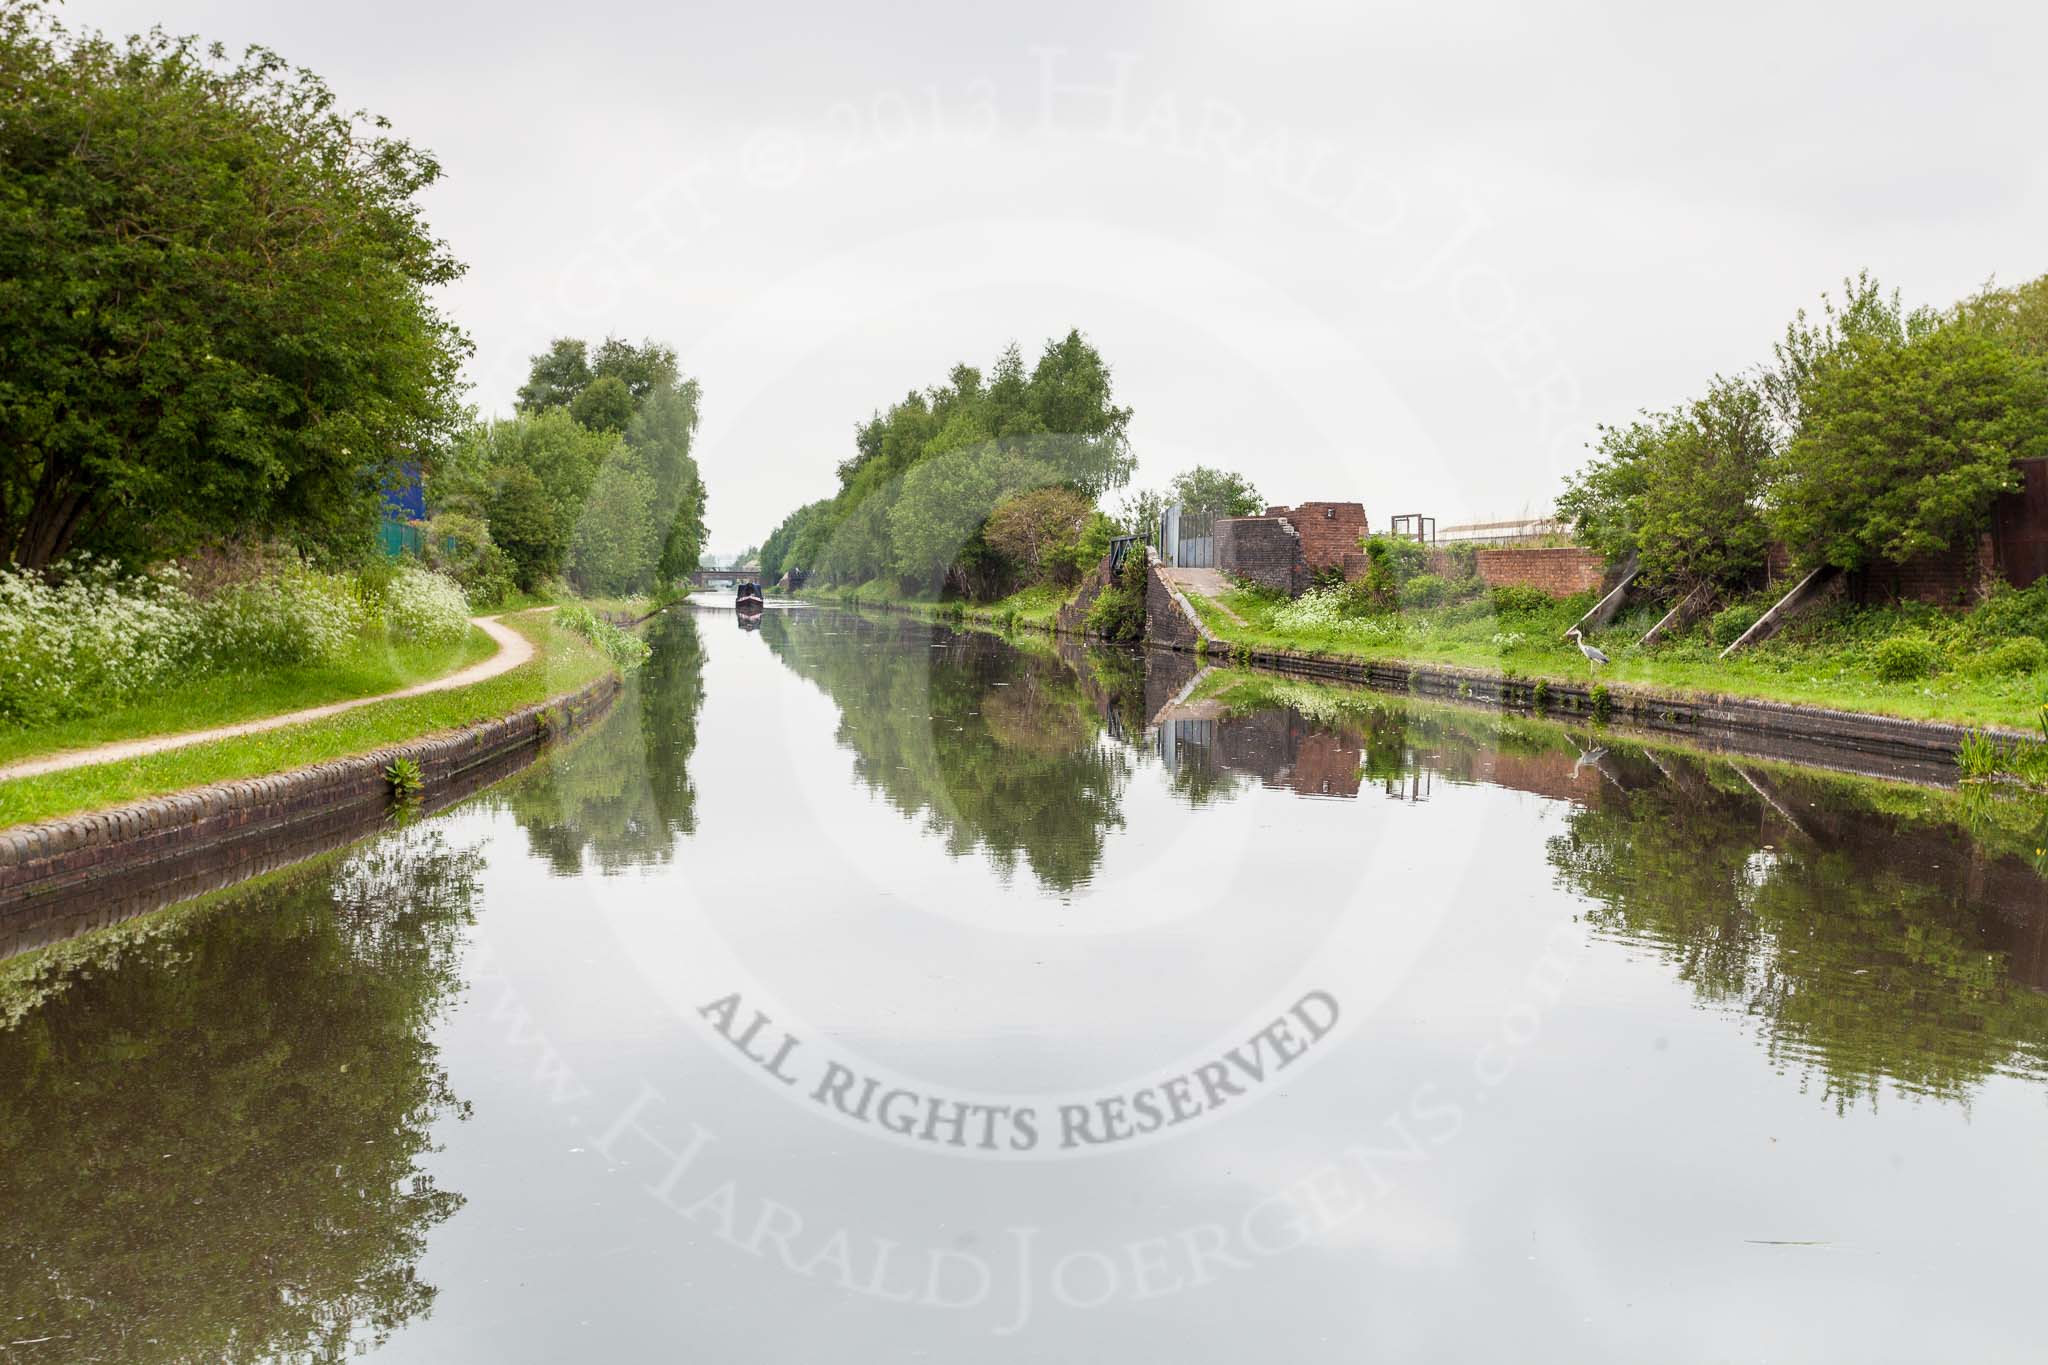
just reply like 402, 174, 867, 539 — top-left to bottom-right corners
461, 337, 707, 593
1769, 319, 2048, 571
757, 330, 1133, 596
0, 3, 469, 569
1560, 377, 1775, 592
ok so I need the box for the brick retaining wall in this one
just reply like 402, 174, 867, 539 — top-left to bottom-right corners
1216, 517, 1306, 595
1475, 547, 1607, 596
0, 675, 620, 959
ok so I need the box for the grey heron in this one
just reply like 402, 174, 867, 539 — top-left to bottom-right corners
1566, 628, 1609, 673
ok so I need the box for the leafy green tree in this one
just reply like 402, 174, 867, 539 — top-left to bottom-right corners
1769, 320, 2048, 570
985, 485, 1094, 584
590, 337, 681, 402
757, 330, 1133, 595
1954, 273, 2048, 358
485, 467, 567, 590
1629, 376, 1776, 591
627, 382, 707, 589
515, 338, 592, 413
1168, 466, 1263, 517
570, 457, 658, 594
0, 5, 469, 568
1556, 421, 1656, 562
1761, 270, 1920, 434
887, 449, 1048, 590
761, 498, 833, 582
568, 375, 635, 433
1117, 486, 1170, 542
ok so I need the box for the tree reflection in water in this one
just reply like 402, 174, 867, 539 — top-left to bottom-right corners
759, 612, 1130, 893
505, 609, 706, 874
750, 613, 2048, 1108
0, 828, 482, 1362
1181, 669, 2048, 1111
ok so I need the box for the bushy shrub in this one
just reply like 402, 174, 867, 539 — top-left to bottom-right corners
1871, 635, 1941, 682
985, 486, 1094, 586
1967, 580, 2048, 643
424, 512, 516, 608
1709, 601, 1765, 646
1974, 636, 2048, 677
383, 566, 473, 644
1352, 534, 1428, 609
0, 555, 473, 726
1400, 573, 1451, 609
1490, 585, 1555, 616
190, 563, 365, 667
0, 558, 197, 723
557, 604, 651, 669
1271, 587, 1353, 632
1085, 549, 1149, 642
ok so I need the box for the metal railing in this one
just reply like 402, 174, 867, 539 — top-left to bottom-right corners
1107, 534, 1139, 575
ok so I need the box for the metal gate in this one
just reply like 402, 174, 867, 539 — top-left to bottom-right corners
1159, 505, 1216, 568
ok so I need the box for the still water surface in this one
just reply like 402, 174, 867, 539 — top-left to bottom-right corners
5, 605, 2048, 1361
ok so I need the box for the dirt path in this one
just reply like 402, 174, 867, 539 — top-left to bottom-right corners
0, 613, 541, 783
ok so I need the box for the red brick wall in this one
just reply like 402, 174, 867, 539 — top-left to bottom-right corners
1475, 547, 1607, 597
1216, 517, 1306, 595
1273, 502, 1367, 571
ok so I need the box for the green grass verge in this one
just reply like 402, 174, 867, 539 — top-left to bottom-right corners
1193, 584, 2048, 733
0, 612, 612, 828
0, 627, 501, 768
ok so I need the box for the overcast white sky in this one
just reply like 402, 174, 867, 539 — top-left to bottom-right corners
70, 0, 2048, 554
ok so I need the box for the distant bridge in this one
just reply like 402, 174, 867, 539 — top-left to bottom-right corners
688, 568, 764, 589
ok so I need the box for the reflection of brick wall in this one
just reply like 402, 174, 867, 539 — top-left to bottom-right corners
1475, 547, 1607, 596
1214, 712, 1363, 798
1217, 517, 1306, 595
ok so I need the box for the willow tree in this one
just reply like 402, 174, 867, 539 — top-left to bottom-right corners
0, 4, 470, 568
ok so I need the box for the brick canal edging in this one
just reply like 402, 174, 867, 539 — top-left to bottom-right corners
799, 581, 2034, 784
0, 674, 620, 960
1150, 638, 2032, 783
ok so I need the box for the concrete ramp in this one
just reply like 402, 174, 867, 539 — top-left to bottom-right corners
1719, 565, 1841, 659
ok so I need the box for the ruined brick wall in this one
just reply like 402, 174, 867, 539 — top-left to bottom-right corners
1216, 517, 1305, 595
1273, 503, 1367, 573
1474, 547, 1607, 597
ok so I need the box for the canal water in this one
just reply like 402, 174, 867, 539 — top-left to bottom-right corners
5, 606, 2048, 1362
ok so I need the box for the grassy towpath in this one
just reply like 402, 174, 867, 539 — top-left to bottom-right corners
0, 613, 544, 781
0, 610, 615, 828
